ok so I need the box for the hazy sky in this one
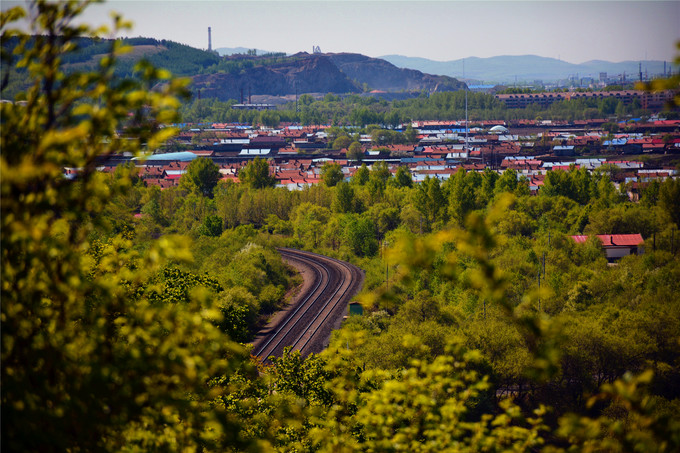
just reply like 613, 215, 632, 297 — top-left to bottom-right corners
4, 1, 679, 64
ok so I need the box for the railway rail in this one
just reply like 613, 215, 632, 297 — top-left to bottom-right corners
251, 248, 364, 363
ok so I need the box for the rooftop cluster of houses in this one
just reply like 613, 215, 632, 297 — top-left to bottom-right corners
495, 90, 675, 109
87, 117, 680, 194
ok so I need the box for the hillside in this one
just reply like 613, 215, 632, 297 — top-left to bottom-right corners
327, 53, 466, 92
381, 54, 674, 83
60, 37, 222, 76
191, 53, 360, 101
189, 52, 467, 102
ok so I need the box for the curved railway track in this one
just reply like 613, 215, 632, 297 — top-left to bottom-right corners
251, 248, 364, 363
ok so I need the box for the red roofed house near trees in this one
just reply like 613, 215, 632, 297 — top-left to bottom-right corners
571, 234, 644, 262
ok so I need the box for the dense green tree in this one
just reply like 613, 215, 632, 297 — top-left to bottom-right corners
570, 166, 596, 205
584, 204, 662, 238
478, 167, 499, 205
347, 141, 364, 161
222, 242, 290, 313
369, 160, 391, 186
352, 163, 370, 185
403, 124, 418, 143
258, 109, 280, 128
415, 176, 446, 230
370, 128, 405, 146
239, 157, 276, 189
200, 213, 223, 236
216, 287, 259, 343
659, 177, 680, 228
464, 316, 533, 394
398, 203, 425, 234
140, 183, 167, 226
447, 169, 477, 225
332, 134, 352, 150
640, 179, 661, 207
179, 156, 221, 197
333, 181, 359, 213
322, 215, 344, 250
214, 181, 242, 229
542, 169, 577, 201
393, 165, 414, 188
345, 215, 378, 257
298, 93, 314, 106
320, 161, 344, 187
367, 160, 391, 200
146, 265, 222, 305
270, 348, 334, 405
495, 168, 519, 194
291, 202, 331, 248
171, 191, 215, 232
367, 202, 400, 240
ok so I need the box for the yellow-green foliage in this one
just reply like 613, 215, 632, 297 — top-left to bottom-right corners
1, 2, 251, 450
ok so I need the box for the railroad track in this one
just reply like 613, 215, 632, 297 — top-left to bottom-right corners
251, 248, 364, 363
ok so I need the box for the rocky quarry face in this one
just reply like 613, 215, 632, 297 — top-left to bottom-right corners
190, 53, 466, 101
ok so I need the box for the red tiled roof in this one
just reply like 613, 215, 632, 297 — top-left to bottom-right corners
423, 146, 450, 154
597, 234, 644, 247
461, 164, 486, 171
651, 120, 680, 126
627, 138, 654, 145
162, 161, 191, 170
139, 167, 166, 178
571, 234, 644, 247
418, 169, 457, 175
145, 178, 178, 189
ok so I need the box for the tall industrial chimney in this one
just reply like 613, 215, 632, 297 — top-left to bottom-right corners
639, 62, 642, 82
208, 27, 212, 52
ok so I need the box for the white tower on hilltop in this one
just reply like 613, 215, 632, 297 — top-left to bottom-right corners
208, 27, 212, 52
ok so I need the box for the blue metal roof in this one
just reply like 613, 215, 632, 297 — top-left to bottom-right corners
603, 139, 627, 146
135, 151, 197, 162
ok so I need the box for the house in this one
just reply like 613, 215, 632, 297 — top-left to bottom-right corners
571, 234, 644, 262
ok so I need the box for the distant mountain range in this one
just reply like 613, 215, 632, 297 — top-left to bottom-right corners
380, 54, 675, 84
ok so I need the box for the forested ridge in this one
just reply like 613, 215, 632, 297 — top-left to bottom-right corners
2, 2, 680, 452
178, 87, 667, 128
